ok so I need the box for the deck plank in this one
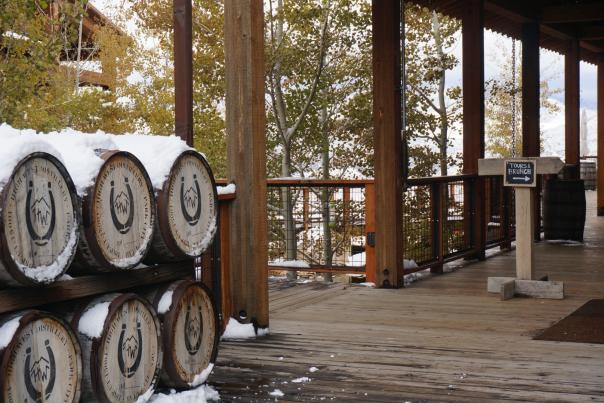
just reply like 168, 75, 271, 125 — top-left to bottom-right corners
210, 192, 604, 402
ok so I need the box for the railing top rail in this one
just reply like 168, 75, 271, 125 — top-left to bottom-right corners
216, 173, 487, 189
267, 178, 373, 187
406, 174, 477, 185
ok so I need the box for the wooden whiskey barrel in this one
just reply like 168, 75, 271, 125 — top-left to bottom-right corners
0, 310, 82, 403
145, 151, 218, 263
149, 280, 219, 387
73, 150, 156, 272
72, 293, 162, 403
0, 152, 80, 286
543, 179, 586, 241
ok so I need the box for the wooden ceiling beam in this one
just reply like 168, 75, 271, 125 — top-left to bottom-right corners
580, 25, 604, 40
542, 3, 604, 24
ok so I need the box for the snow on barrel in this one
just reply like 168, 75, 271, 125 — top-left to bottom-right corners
73, 150, 155, 272
114, 136, 218, 262
0, 310, 82, 403
148, 280, 219, 387
72, 293, 161, 403
0, 126, 79, 286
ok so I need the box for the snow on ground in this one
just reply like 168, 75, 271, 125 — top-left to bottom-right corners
309, 366, 319, 373
78, 301, 111, 338
0, 316, 22, 349
221, 318, 269, 340
291, 377, 311, 384
149, 385, 219, 403
216, 183, 236, 195
268, 259, 310, 269
269, 389, 284, 397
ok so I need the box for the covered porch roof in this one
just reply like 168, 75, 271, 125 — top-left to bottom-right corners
211, 192, 604, 401
410, 0, 604, 64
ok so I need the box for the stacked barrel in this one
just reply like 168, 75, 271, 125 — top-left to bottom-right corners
0, 133, 219, 402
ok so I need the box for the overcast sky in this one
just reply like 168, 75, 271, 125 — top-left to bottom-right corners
92, 1, 599, 159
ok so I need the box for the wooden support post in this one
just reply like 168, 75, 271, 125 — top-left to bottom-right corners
364, 183, 376, 283
521, 21, 541, 241
565, 39, 581, 180
219, 202, 231, 334
462, 0, 485, 260
598, 58, 604, 216
502, 186, 512, 249
224, 0, 268, 328
173, 0, 193, 146
515, 188, 535, 280
372, 0, 404, 288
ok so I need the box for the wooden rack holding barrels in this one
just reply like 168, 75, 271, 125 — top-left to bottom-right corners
0, 139, 221, 402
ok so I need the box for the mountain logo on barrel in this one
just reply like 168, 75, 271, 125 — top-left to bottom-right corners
184, 302, 203, 355
110, 178, 134, 234
25, 181, 56, 246
24, 340, 56, 401
118, 322, 143, 378
180, 175, 202, 226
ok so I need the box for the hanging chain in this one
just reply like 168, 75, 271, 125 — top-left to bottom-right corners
511, 39, 517, 158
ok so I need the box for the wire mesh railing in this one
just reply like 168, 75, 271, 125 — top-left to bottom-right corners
262, 175, 518, 278
266, 179, 370, 273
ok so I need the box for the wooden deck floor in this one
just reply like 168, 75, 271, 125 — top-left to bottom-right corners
210, 192, 604, 402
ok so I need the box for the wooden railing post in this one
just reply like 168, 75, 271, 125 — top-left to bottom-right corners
502, 184, 512, 250
431, 182, 444, 274
364, 183, 377, 283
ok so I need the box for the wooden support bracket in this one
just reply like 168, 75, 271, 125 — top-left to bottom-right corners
488, 277, 564, 300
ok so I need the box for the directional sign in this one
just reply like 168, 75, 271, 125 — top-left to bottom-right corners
504, 159, 536, 187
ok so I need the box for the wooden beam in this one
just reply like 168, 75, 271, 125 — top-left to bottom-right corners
522, 22, 540, 158
565, 39, 581, 179
521, 21, 541, 241
598, 58, 604, 216
463, 0, 486, 260
224, 0, 269, 327
372, 0, 404, 288
174, 0, 193, 146
515, 188, 535, 280
580, 25, 604, 41
542, 3, 604, 24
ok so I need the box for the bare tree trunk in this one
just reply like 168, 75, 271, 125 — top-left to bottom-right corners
432, 11, 448, 176
281, 145, 297, 280
320, 103, 333, 282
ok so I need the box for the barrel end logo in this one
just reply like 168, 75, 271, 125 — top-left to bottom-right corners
26, 181, 56, 246
110, 178, 134, 234
118, 322, 143, 378
184, 302, 203, 355
24, 340, 56, 401
180, 175, 202, 226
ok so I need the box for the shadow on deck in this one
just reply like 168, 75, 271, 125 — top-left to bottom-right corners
210, 192, 604, 402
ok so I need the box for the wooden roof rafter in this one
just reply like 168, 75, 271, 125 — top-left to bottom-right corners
405, 0, 604, 64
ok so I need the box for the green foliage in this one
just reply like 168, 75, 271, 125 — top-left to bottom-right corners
485, 40, 561, 158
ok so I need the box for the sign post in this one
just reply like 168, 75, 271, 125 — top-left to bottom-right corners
478, 157, 565, 300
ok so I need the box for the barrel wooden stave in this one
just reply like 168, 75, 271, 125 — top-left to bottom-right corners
72, 293, 162, 403
543, 179, 586, 241
0, 310, 82, 403
145, 151, 218, 263
72, 151, 156, 273
148, 280, 219, 388
0, 153, 80, 286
